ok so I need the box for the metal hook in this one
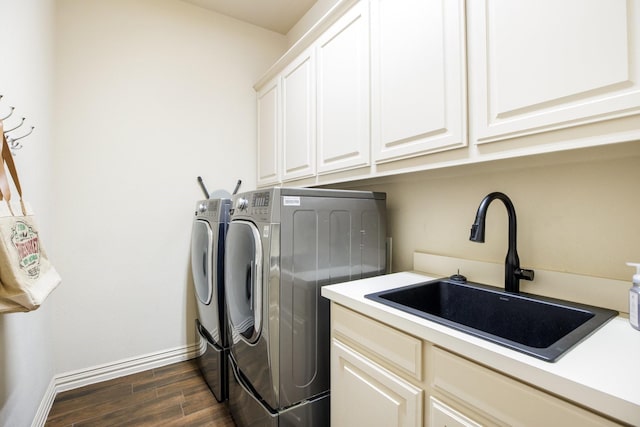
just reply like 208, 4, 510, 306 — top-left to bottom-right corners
0, 97, 35, 154
6, 126, 33, 154
7, 126, 34, 145
9, 143, 23, 154
0, 106, 15, 121
3, 117, 25, 134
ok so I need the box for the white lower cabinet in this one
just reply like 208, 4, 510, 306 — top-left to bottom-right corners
429, 346, 621, 427
428, 397, 481, 427
330, 303, 624, 427
332, 339, 423, 427
331, 303, 423, 427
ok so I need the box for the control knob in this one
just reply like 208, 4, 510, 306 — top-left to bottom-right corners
197, 202, 208, 214
237, 197, 249, 211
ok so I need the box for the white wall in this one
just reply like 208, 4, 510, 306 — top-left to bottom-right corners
287, 0, 340, 46
332, 141, 640, 283
52, 0, 286, 374
0, 1, 56, 425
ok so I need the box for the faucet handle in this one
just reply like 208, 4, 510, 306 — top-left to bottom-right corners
515, 268, 535, 281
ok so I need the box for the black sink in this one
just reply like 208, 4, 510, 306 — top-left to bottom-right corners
366, 278, 617, 362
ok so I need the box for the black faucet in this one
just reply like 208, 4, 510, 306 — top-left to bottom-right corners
469, 192, 534, 293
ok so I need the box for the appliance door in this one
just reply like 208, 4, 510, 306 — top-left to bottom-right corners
226, 219, 279, 414
225, 220, 262, 344
191, 219, 224, 345
191, 219, 213, 305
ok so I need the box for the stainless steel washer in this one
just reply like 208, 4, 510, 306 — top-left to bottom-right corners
224, 188, 387, 426
191, 197, 231, 402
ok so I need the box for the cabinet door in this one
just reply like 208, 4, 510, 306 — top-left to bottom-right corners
331, 339, 422, 427
317, 1, 370, 174
371, 0, 466, 163
256, 77, 280, 186
430, 347, 622, 426
468, 0, 640, 145
282, 49, 316, 181
429, 397, 481, 427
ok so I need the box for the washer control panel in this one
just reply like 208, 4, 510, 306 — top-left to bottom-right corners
194, 199, 220, 218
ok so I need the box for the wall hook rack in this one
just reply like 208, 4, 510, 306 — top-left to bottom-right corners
4, 117, 25, 133
0, 106, 14, 121
1, 94, 34, 154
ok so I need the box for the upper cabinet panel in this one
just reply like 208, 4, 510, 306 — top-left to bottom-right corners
282, 49, 316, 181
317, 1, 371, 174
371, 0, 467, 163
256, 0, 639, 188
257, 78, 280, 187
469, 0, 640, 144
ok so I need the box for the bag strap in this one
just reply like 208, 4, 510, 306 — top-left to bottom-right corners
0, 120, 25, 215
0, 121, 13, 201
1, 125, 23, 197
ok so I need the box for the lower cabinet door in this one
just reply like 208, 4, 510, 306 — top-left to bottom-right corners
429, 397, 481, 427
430, 347, 623, 426
331, 339, 422, 427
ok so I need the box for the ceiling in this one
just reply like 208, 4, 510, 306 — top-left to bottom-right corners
182, 0, 317, 34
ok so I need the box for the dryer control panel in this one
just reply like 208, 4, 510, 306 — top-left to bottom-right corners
252, 191, 270, 208
248, 191, 271, 218
231, 190, 273, 222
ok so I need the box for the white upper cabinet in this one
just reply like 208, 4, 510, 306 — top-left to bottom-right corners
316, 1, 370, 174
256, 77, 280, 187
255, 0, 640, 187
468, 0, 640, 145
282, 49, 316, 181
371, 0, 467, 163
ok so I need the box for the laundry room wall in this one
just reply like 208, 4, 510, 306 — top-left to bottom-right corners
52, 0, 286, 376
0, 1, 56, 425
286, 0, 340, 46
330, 141, 640, 283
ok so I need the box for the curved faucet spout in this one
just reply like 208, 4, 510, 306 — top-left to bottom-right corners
469, 192, 534, 293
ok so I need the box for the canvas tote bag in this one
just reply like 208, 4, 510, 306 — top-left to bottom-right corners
0, 120, 61, 313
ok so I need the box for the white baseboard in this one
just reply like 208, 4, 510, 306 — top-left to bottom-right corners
31, 378, 56, 427
31, 342, 203, 427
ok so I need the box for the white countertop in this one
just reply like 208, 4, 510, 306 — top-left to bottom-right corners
322, 271, 640, 426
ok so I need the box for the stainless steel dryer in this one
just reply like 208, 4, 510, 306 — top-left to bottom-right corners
224, 187, 387, 426
191, 197, 231, 402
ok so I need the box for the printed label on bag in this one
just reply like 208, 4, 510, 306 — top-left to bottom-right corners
11, 220, 40, 278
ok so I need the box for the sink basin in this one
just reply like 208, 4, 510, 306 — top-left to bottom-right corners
365, 278, 617, 362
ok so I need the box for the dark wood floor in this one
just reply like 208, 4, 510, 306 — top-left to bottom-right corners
45, 359, 236, 426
